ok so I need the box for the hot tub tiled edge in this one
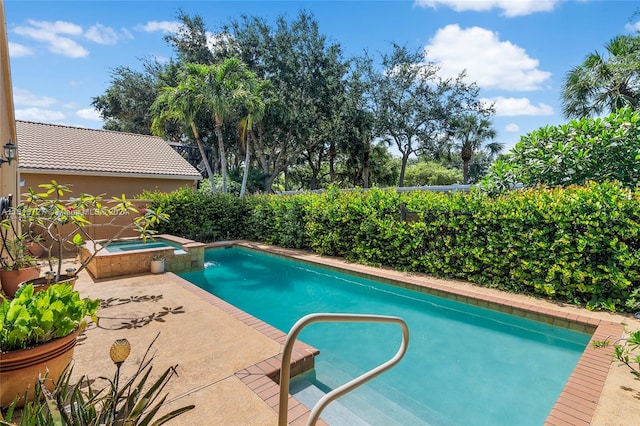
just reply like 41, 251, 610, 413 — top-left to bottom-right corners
83, 234, 205, 279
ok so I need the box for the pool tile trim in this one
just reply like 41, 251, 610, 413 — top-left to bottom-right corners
184, 242, 624, 426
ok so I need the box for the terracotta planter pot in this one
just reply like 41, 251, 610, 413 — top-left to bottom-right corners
23, 274, 79, 294
0, 329, 79, 407
26, 242, 46, 258
0, 266, 41, 298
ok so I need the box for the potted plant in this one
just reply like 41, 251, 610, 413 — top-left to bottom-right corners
0, 217, 41, 298
150, 253, 165, 274
15, 180, 169, 288
0, 282, 100, 407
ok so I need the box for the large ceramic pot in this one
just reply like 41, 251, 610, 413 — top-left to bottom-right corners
0, 329, 79, 407
25, 241, 45, 258
22, 274, 79, 295
0, 266, 41, 298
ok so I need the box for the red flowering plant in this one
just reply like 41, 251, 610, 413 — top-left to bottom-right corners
17, 181, 169, 283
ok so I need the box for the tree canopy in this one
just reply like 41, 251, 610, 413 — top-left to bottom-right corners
483, 108, 640, 193
93, 10, 492, 193
561, 34, 640, 119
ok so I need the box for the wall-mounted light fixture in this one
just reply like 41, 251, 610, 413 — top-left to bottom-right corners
0, 139, 16, 167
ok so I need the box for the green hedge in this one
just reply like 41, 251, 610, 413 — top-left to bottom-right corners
147, 182, 640, 312
142, 187, 255, 242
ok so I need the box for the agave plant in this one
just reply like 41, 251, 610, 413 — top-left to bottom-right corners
0, 333, 194, 426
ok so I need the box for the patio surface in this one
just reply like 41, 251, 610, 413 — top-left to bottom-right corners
69, 244, 640, 426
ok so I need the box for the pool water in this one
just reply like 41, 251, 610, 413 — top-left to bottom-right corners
103, 239, 181, 253
180, 247, 590, 426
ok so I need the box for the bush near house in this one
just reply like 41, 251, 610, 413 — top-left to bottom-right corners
147, 182, 640, 313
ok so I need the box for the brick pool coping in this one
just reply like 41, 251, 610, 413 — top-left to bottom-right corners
181, 241, 624, 426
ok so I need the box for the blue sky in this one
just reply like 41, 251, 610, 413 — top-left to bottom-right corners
4, 0, 640, 153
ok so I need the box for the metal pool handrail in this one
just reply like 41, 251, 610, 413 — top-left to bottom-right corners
278, 313, 410, 426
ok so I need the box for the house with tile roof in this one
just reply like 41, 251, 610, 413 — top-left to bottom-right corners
17, 120, 201, 199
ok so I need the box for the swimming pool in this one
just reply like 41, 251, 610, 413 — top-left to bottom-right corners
103, 238, 182, 253
180, 247, 591, 425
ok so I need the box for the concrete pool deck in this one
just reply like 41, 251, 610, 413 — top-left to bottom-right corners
69, 242, 640, 425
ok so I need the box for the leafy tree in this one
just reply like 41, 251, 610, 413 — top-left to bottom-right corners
363, 44, 488, 187
483, 108, 640, 191
449, 114, 501, 184
164, 10, 215, 65
403, 161, 462, 186
219, 12, 350, 192
336, 60, 377, 188
561, 34, 640, 119
91, 62, 173, 134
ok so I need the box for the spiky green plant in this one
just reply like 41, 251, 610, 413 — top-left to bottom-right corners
0, 333, 194, 425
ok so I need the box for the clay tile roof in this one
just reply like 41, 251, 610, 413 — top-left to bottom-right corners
16, 120, 202, 180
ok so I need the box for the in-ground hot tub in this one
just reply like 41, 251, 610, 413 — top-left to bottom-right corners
82, 234, 205, 279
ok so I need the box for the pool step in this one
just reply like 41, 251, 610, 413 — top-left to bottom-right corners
298, 358, 458, 426
290, 379, 368, 426
291, 360, 437, 426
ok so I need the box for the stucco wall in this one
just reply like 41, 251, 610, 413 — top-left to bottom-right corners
0, 2, 18, 201
20, 172, 198, 199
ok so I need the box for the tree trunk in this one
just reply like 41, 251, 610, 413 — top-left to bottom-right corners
214, 115, 227, 193
461, 146, 472, 185
398, 151, 410, 188
362, 136, 370, 189
328, 141, 336, 183
239, 132, 253, 197
463, 159, 470, 184
263, 173, 276, 192
190, 122, 216, 190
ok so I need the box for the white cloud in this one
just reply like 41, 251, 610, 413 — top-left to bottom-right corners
13, 89, 57, 107
49, 37, 89, 58
414, 0, 559, 17
505, 123, 520, 132
11, 19, 128, 58
76, 108, 102, 121
138, 21, 181, 34
482, 96, 554, 116
425, 25, 551, 91
25, 20, 83, 36
85, 24, 120, 45
153, 55, 171, 64
15, 107, 65, 122
625, 21, 640, 32
8, 42, 32, 57
14, 20, 89, 58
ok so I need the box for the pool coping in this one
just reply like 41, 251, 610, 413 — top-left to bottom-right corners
183, 241, 624, 426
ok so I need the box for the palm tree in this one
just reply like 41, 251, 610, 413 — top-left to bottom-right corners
238, 78, 269, 197
201, 58, 252, 194
150, 67, 216, 190
451, 114, 500, 184
561, 35, 640, 119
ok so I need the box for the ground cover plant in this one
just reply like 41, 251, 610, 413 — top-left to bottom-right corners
148, 181, 640, 313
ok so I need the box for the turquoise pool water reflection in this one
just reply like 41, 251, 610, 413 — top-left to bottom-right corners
180, 247, 590, 425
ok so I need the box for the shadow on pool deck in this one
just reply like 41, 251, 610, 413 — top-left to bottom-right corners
68, 243, 640, 426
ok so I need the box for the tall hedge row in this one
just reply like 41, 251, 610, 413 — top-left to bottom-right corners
147, 182, 640, 312
142, 187, 256, 242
